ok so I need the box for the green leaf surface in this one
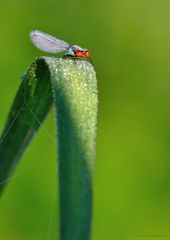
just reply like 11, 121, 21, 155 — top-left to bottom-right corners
0, 57, 98, 240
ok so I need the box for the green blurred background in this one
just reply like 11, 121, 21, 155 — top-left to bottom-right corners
0, 0, 170, 239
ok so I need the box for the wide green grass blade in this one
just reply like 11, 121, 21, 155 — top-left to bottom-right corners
0, 57, 98, 240
46, 58, 98, 240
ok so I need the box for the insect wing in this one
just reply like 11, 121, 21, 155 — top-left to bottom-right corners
71, 45, 87, 51
30, 30, 70, 54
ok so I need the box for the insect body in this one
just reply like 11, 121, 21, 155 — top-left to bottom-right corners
30, 30, 91, 59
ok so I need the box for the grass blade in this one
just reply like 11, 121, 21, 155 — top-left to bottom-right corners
0, 57, 98, 240
0, 58, 53, 192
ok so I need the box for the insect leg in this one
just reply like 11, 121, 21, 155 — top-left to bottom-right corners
87, 57, 93, 65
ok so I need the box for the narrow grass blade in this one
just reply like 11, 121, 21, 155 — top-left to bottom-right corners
0, 58, 53, 192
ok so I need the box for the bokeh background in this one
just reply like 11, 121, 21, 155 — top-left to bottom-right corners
0, 0, 170, 239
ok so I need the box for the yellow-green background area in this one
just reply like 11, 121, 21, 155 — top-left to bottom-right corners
0, 0, 170, 239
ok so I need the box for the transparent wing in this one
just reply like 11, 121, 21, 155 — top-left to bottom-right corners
30, 30, 70, 54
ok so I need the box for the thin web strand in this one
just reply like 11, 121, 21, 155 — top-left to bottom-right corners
0, 103, 24, 145
24, 102, 55, 142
